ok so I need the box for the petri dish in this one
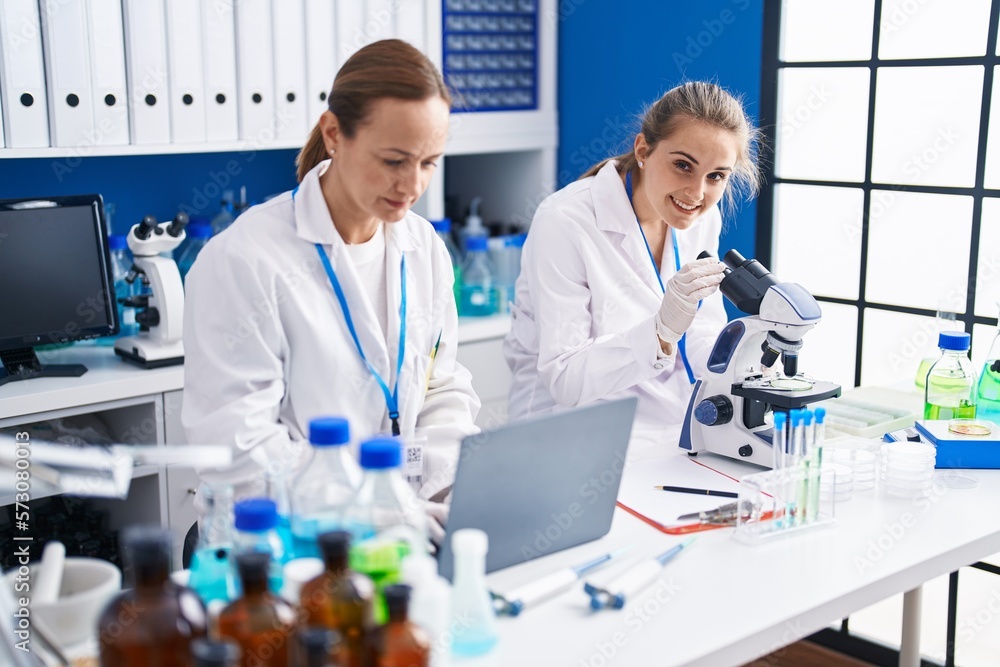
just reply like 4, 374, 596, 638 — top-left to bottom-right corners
948, 419, 993, 436
769, 377, 814, 391
933, 471, 979, 489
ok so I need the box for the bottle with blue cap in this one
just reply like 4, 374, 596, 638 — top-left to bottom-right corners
291, 417, 362, 559
925, 331, 978, 420
233, 498, 286, 593
188, 484, 238, 605
340, 437, 429, 624
97, 234, 138, 345
458, 236, 498, 316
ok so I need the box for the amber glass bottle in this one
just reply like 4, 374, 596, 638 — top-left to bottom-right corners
296, 627, 341, 667
371, 585, 430, 667
191, 637, 241, 667
218, 552, 298, 667
298, 531, 373, 667
98, 526, 208, 666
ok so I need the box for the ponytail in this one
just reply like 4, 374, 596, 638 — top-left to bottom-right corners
295, 124, 329, 183
580, 151, 639, 180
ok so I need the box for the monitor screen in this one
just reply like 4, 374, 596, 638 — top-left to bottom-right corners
0, 195, 117, 350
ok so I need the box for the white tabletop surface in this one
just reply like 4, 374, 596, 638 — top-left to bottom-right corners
464, 432, 1000, 667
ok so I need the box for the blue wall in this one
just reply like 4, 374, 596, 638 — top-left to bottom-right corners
556, 0, 764, 270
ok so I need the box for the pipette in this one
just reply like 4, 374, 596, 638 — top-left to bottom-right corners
492, 548, 631, 616
584, 538, 695, 610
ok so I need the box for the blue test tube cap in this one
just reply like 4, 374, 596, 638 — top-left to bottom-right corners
773, 411, 786, 430
430, 218, 452, 233
790, 409, 803, 427
234, 498, 278, 532
309, 417, 350, 446
802, 410, 814, 426
359, 437, 401, 469
815, 407, 826, 424
939, 331, 971, 351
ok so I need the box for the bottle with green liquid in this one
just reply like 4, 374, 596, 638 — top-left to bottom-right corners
924, 331, 978, 420
915, 310, 961, 388
977, 305, 1000, 422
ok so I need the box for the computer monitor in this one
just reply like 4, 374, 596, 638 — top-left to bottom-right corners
0, 194, 118, 386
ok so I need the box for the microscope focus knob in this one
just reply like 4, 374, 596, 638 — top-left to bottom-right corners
694, 395, 733, 426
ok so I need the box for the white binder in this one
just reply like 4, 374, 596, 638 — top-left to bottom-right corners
40, 0, 96, 148
165, 0, 207, 143
86, 0, 130, 146
304, 0, 336, 126
234, 0, 276, 142
336, 0, 367, 68
201, 0, 238, 142
0, 96, 5, 148
121, 0, 171, 145
394, 0, 426, 53
272, 0, 309, 142
0, 0, 50, 147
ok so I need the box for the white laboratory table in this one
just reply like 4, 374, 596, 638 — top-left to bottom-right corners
465, 434, 1000, 667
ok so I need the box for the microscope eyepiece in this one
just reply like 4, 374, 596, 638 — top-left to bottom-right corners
167, 212, 189, 238
135, 215, 159, 240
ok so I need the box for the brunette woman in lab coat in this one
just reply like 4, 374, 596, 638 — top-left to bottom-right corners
182, 40, 480, 526
505, 82, 762, 442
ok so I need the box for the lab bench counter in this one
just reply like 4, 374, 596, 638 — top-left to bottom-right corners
463, 440, 1000, 667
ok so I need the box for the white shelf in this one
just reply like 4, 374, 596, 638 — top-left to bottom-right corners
0, 138, 304, 159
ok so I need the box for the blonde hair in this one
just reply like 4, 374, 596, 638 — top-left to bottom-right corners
295, 39, 452, 182
581, 81, 762, 215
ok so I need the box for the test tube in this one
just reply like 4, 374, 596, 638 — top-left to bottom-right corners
808, 407, 827, 522
772, 411, 787, 469
798, 410, 814, 526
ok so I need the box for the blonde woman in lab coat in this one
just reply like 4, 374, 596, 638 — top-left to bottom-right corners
182, 40, 480, 528
505, 82, 762, 442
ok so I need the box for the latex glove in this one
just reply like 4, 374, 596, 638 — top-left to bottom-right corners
426, 500, 450, 550
656, 258, 726, 345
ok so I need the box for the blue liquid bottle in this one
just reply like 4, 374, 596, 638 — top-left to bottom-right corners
458, 236, 498, 316
188, 484, 237, 605
233, 498, 286, 594
290, 417, 362, 558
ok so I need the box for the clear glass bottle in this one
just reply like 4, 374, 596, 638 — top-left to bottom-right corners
458, 236, 497, 317
97, 234, 137, 345
218, 552, 298, 667
915, 310, 961, 388
291, 417, 362, 558
977, 303, 1000, 423
341, 437, 429, 624
924, 331, 978, 420
190, 638, 241, 667
212, 192, 236, 235
371, 584, 431, 667
431, 218, 462, 306
233, 498, 286, 593
98, 526, 208, 666
176, 219, 213, 283
298, 531, 374, 667
448, 529, 497, 657
267, 467, 296, 560
401, 553, 451, 667
189, 484, 238, 605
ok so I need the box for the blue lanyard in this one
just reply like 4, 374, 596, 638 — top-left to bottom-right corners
624, 171, 696, 385
292, 186, 407, 435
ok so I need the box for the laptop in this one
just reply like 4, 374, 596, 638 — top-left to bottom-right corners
437, 397, 638, 579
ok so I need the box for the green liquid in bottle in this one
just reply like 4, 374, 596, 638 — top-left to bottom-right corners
924, 400, 977, 420
976, 361, 1000, 422
915, 358, 935, 389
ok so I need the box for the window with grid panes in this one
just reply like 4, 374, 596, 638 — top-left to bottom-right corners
756, 0, 1000, 391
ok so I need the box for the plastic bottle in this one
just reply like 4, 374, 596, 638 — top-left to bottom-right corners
218, 552, 298, 667
401, 553, 451, 667
190, 638, 241, 667
99, 234, 137, 344
431, 218, 462, 306
459, 197, 487, 253
189, 484, 238, 605
211, 191, 236, 235
487, 233, 525, 314
915, 310, 962, 388
977, 304, 1000, 423
448, 529, 497, 657
340, 437, 429, 624
298, 627, 341, 667
234, 498, 287, 593
176, 219, 212, 283
298, 531, 374, 667
98, 526, 208, 666
291, 417, 362, 559
371, 584, 431, 667
267, 468, 297, 560
924, 331, 978, 420
458, 236, 498, 316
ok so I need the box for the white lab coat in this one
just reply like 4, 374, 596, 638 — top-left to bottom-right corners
504, 160, 728, 442
182, 160, 480, 504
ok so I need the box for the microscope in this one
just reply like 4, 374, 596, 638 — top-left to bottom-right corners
679, 250, 841, 467
114, 213, 187, 368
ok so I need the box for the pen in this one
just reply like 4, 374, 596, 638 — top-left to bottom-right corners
653, 485, 738, 498
492, 547, 631, 616
425, 329, 443, 391
584, 538, 695, 610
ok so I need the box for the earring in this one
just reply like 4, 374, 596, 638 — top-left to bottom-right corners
328, 148, 336, 156
638, 160, 644, 168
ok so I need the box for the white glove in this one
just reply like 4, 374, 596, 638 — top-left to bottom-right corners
656, 258, 726, 345
426, 499, 450, 550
